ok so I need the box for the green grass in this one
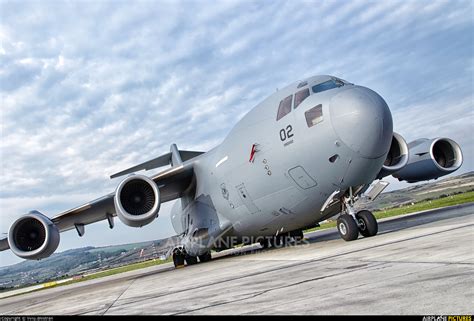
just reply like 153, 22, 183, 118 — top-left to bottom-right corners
305, 191, 474, 233
59, 258, 172, 286
6, 258, 172, 297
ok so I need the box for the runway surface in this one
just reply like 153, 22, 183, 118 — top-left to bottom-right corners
1, 203, 473, 315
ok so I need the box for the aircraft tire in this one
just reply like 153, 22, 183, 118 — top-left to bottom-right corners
356, 210, 378, 237
198, 252, 212, 263
337, 214, 359, 241
173, 251, 185, 268
259, 238, 270, 249
185, 255, 198, 265
273, 235, 284, 248
290, 230, 304, 243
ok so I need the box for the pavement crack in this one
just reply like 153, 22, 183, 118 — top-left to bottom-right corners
101, 278, 137, 315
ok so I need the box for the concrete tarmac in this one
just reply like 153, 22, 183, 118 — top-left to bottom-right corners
1, 203, 473, 315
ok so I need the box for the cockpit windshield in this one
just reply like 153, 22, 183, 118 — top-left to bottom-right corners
311, 79, 344, 94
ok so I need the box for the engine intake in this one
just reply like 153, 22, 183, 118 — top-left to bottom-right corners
8, 211, 60, 260
393, 137, 463, 183
114, 174, 160, 227
376, 132, 409, 179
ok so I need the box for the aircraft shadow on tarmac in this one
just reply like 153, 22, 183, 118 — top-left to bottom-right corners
217, 203, 472, 259
133, 203, 471, 279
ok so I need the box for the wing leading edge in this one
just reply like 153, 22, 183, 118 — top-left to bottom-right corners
0, 148, 202, 252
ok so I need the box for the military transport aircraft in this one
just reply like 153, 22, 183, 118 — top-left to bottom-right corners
0, 75, 463, 268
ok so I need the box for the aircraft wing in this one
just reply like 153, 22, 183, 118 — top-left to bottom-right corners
0, 238, 8, 251
110, 150, 203, 179
0, 160, 196, 251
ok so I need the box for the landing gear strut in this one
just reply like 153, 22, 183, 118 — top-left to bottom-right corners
337, 187, 378, 241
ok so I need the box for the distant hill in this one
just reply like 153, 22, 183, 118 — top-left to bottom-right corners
0, 236, 179, 290
359, 171, 474, 211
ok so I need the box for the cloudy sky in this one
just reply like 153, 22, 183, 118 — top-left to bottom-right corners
0, 0, 472, 267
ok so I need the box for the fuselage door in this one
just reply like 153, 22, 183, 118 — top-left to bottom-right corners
288, 166, 318, 189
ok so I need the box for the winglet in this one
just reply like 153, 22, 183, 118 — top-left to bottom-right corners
170, 144, 182, 166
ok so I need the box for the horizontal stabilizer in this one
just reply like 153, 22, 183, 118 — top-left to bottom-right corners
110, 149, 204, 179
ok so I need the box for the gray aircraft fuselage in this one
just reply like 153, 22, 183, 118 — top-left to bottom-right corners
171, 75, 393, 256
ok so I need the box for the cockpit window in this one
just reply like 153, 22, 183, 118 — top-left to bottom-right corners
276, 94, 293, 121
305, 104, 323, 127
311, 79, 344, 94
294, 88, 310, 109
297, 81, 308, 88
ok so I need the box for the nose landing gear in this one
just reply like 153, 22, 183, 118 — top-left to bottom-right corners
356, 210, 378, 237
337, 187, 378, 241
337, 214, 359, 241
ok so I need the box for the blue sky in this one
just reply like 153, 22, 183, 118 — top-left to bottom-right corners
0, 0, 472, 267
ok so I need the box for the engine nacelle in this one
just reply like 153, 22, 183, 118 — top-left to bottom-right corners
8, 211, 60, 260
393, 138, 463, 183
114, 174, 161, 227
376, 132, 409, 179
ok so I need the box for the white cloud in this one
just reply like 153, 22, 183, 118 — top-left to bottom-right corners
0, 0, 472, 266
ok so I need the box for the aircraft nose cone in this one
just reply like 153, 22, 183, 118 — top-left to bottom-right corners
330, 87, 393, 158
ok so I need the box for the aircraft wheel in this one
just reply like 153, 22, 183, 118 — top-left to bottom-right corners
185, 255, 198, 265
259, 238, 270, 249
290, 230, 304, 243
356, 210, 378, 237
198, 252, 212, 263
293, 235, 303, 243
172, 251, 185, 268
273, 235, 284, 247
337, 214, 359, 241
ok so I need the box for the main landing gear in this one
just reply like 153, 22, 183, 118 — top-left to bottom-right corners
172, 248, 185, 268
172, 248, 212, 268
337, 188, 378, 241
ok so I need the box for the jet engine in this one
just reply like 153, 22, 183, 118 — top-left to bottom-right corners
393, 138, 463, 183
8, 211, 60, 260
114, 174, 161, 227
376, 132, 409, 179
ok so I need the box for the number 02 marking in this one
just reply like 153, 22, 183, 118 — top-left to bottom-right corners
280, 125, 294, 141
